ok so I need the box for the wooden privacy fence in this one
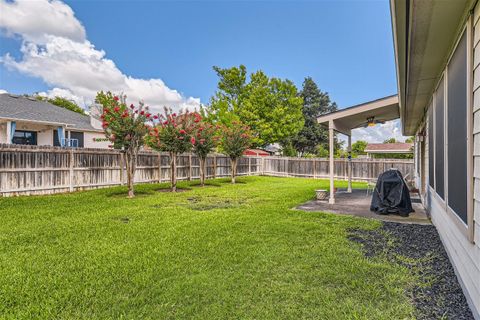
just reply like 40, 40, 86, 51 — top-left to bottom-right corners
263, 157, 414, 181
0, 144, 414, 196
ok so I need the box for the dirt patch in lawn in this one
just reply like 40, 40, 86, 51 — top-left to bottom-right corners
348, 222, 474, 320
182, 195, 251, 211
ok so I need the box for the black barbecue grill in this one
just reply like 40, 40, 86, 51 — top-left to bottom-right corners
370, 169, 414, 217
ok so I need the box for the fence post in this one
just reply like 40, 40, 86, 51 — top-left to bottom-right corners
188, 154, 192, 181
248, 157, 252, 175
313, 159, 317, 179
69, 148, 74, 192
119, 152, 124, 186
158, 153, 162, 183
213, 155, 217, 179
286, 157, 289, 177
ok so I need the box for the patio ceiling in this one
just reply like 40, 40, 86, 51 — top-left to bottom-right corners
316, 95, 400, 136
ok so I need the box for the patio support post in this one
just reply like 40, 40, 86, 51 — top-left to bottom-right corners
347, 134, 352, 193
6, 121, 12, 144
329, 121, 335, 204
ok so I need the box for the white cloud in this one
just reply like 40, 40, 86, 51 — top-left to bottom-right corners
351, 119, 407, 143
337, 119, 408, 147
0, 0, 200, 112
0, 89, 8, 94
0, 0, 86, 43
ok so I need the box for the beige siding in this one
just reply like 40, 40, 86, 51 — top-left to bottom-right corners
84, 131, 110, 148
421, 9, 480, 319
434, 8, 480, 318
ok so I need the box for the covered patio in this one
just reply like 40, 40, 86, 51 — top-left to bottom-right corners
297, 189, 430, 224
316, 95, 400, 204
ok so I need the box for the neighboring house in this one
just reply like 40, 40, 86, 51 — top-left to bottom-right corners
391, 1, 480, 317
264, 143, 282, 156
244, 149, 270, 157
0, 94, 109, 148
364, 142, 413, 158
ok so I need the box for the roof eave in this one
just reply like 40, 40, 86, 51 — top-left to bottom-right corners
391, 0, 473, 135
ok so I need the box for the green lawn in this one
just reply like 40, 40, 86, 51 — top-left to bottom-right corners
0, 176, 415, 319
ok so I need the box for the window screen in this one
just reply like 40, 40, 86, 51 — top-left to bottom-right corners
435, 78, 445, 199
447, 32, 468, 223
428, 104, 434, 189
12, 130, 37, 145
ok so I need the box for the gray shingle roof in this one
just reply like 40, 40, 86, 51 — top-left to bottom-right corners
0, 94, 99, 131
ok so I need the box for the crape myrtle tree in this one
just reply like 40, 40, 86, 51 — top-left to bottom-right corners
96, 91, 150, 198
219, 121, 252, 184
191, 119, 219, 187
147, 108, 197, 192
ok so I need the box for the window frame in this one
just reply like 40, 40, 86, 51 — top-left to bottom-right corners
426, 19, 474, 242
12, 130, 38, 146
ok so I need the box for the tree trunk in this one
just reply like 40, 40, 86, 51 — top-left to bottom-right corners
125, 149, 135, 198
170, 152, 177, 192
199, 157, 206, 186
231, 158, 237, 184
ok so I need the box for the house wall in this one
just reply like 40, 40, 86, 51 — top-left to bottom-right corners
420, 9, 480, 319
13, 122, 55, 146
84, 131, 110, 149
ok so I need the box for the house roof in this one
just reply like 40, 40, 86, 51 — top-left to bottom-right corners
244, 149, 270, 156
365, 142, 413, 153
0, 94, 99, 131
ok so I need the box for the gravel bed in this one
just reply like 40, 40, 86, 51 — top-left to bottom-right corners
348, 222, 474, 320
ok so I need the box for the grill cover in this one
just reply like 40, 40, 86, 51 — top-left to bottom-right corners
370, 169, 414, 216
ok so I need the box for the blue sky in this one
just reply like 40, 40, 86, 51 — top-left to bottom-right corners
0, 0, 403, 142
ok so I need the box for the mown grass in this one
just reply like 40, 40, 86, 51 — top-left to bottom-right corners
0, 176, 415, 319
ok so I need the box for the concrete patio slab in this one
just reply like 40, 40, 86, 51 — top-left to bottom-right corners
297, 189, 430, 225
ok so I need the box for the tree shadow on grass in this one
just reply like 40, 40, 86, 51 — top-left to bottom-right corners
106, 190, 156, 198
157, 187, 191, 193
189, 181, 222, 188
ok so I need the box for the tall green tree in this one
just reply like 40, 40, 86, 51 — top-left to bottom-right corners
351, 140, 368, 157
383, 138, 398, 144
208, 65, 304, 147
291, 77, 338, 155
35, 95, 86, 115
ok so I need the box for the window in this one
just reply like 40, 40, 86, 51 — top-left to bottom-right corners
69, 131, 84, 148
428, 104, 434, 189
53, 130, 85, 148
434, 78, 445, 199
12, 130, 37, 145
447, 32, 468, 223
53, 129, 61, 147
